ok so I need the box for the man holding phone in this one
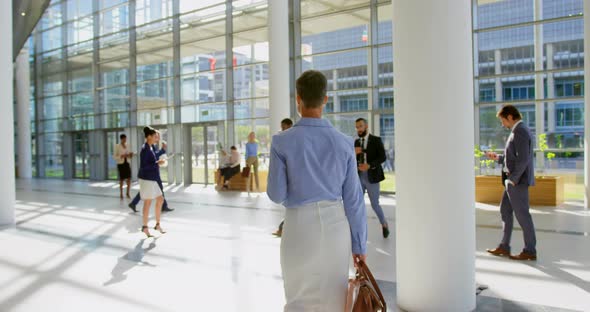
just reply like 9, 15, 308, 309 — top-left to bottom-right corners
485, 105, 537, 261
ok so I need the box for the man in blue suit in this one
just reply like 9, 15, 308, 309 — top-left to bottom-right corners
485, 105, 537, 261
129, 131, 174, 213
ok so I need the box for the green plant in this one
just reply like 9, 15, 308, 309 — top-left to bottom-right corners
556, 134, 563, 149
538, 133, 548, 153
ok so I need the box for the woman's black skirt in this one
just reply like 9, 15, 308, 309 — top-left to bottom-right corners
117, 162, 131, 180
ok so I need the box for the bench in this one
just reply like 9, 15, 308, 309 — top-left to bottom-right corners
215, 169, 268, 192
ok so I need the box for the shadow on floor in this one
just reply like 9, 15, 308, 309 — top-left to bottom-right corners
104, 238, 158, 287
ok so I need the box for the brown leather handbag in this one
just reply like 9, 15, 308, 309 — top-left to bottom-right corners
241, 166, 250, 177
346, 260, 386, 312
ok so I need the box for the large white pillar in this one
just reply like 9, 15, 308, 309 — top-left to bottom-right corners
0, 0, 15, 226
584, 0, 590, 208
393, 1, 476, 311
16, 44, 32, 178
268, 0, 290, 134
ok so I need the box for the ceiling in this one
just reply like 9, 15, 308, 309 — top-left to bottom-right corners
13, 0, 51, 60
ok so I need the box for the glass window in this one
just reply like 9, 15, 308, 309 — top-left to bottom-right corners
542, 0, 583, 19
234, 99, 269, 119
182, 70, 226, 104
136, 0, 173, 26
300, 0, 369, 18
67, 17, 94, 45
41, 49, 65, 75
40, 3, 63, 30
233, 64, 269, 99
179, 0, 226, 14
555, 102, 584, 129
476, 26, 534, 75
101, 87, 130, 120
137, 79, 173, 110
42, 27, 63, 52
377, 4, 392, 45
43, 74, 64, 97
233, 28, 269, 65
100, 0, 127, 10
181, 36, 227, 74
301, 9, 370, 55
138, 62, 171, 82
475, 0, 533, 29
378, 90, 393, 110
100, 4, 130, 35
137, 54, 173, 81
233, 3, 268, 32
70, 92, 94, 117
377, 46, 393, 86
100, 59, 130, 87
99, 31, 130, 61
136, 20, 174, 53
43, 96, 64, 120
543, 19, 584, 70
67, 0, 94, 20
303, 50, 369, 90
69, 67, 93, 92
40, 133, 64, 178
180, 103, 227, 123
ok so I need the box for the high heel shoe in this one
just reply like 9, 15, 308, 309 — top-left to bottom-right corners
154, 223, 166, 234
142, 225, 153, 238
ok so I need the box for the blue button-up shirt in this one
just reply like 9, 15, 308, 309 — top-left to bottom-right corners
267, 117, 368, 254
245, 142, 258, 159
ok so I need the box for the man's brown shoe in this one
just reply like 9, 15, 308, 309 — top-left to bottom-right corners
509, 251, 537, 261
486, 246, 510, 257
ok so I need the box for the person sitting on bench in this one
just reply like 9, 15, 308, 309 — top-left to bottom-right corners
217, 146, 241, 190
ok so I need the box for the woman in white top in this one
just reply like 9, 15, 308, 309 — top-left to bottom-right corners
114, 134, 133, 199
218, 146, 241, 190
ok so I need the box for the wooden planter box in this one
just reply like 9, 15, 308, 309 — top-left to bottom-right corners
475, 175, 564, 206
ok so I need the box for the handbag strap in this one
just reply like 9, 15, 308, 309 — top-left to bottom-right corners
357, 260, 387, 310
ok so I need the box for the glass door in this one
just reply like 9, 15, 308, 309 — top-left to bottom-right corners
191, 126, 206, 184
73, 132, 90, 179
190, 124, 222, 185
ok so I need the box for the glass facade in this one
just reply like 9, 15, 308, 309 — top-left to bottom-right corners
26, 0, 586, 198
475, 0, 584, 200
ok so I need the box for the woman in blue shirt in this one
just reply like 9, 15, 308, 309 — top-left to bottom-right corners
245, 132, 259, 192
138, 126, 167, 237
267, 71, 367, 311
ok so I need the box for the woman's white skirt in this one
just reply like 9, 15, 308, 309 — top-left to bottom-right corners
138, 179, 162, 200
280, 200, 351, 312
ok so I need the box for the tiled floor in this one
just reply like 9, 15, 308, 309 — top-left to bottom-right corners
0, 179, 588, 311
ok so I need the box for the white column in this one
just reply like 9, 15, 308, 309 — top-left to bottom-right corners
0, 0, 14, 226
584, 0, 590, 208
393, 1, 475, 311
16, 44, 32, 178
534, 0, 545, 170
268, 0, 290, 134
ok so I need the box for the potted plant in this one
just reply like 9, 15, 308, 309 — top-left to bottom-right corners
474, 134, 564, 206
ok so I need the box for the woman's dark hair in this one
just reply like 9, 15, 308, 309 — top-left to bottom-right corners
120, 134, 126, 140
230, 146, 237, 150
296, 70, 327, 109
143, 126, 157, 138
497, 105, 522, 121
